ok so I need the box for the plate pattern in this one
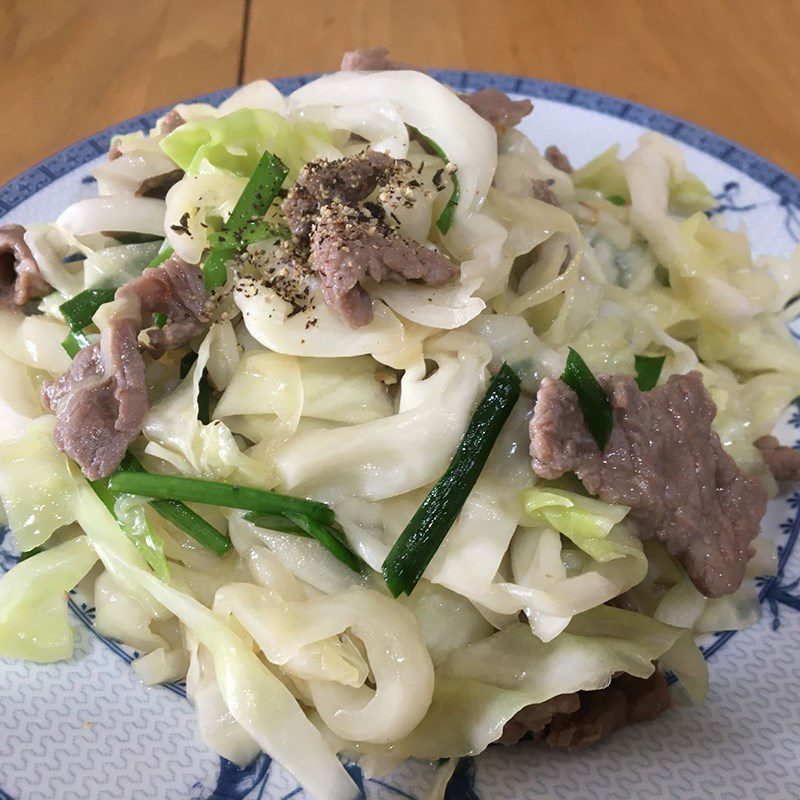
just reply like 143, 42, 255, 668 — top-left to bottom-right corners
1, 72, 799, 800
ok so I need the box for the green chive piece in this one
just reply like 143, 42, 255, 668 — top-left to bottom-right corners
228, 151, 289, 229
202, 247, 232, 289
286, 513, 361, 573
118, 454, 231, 556
60, 287, 117, 332
90, 473, 171, 581
149, 500, 231, 556
562, 347, 613, 450
207, 220, 283, 250
243, 512, 310, 536
18, 546, 44, 563
245, 511, 360, 570
407, 125, 460, 235
152, 311, 167, 328
606, 194, 627, 206
202, 151, 289, 290
147, 245, 174, 269
61, 331, 92, 358
634, 354, 666, 392
381, 363, 521, 597
106, 472, 334, 525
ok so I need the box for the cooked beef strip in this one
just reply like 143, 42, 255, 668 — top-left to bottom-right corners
157, 109, 186, 136
498, 694, 580, 746
282, 151, 402, 241
340, 47, 532, 134
41, 322, 146, 481
310, 203, 457, 327
530, 372, 766, 597
136, 168, 184, 200
109, 109, 185, 161
530, 179, 561, 206
544, 145, 573, 174
500, 672, 670, 750
755, 435, 800, 482
121, 254, 210, 356
41, 256, 209, 479
458, 88, 533, 134
0, 224, 51, 307
281, 150, 457, 327
340, 46, 405, 71
546, 672, 671, 749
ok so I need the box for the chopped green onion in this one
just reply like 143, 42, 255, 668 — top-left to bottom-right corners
147, 245, 174, 269
606, 194, 627, 206
119, 455, 231, 556
207, 220, 283, 250
562, 347, 613, 450
244, 511, 360, 571
634, 354, 666, 392
408, 126, 460, 235
243, 512, 310, 536
60, 287, 117, 332
152, 312, 167, 328
202, 151, 289, 290
201, 247, 231, 289
89, 473, 171, 580
89, 474, 118, 515
106, 472, 334, 525
149, 499, 231, 556
17, 546, 44, 562
381, 363, 521, 597
228, 151, 289, 229
286, 513, 361, 573
61, 330, 92, 358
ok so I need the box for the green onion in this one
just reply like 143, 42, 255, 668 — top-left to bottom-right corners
244, 511, 360, 571
381, 363, 521, 597
207, 220, 286, 251
606, 194, 627, 206
201, 247, 231, 290
228, 151, 289, 229
119, 455, 231, 556
18, 546, 44, 562
60, 287, 117, 332
61, 330, 92, 358
148, 499, 231, 556
147, 245, 173, 269
562, 347, 613, 450
89, 471, 172, 579
634, 354, 666, 392
286, 513, 361, 572
152, 311, 167, 328
243, 512, 310, 536
407, 126, 460, 235
106, 472, 334, 525
202, 151, 289, 289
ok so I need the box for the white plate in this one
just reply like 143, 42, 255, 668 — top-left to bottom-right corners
1, 71, 800, 800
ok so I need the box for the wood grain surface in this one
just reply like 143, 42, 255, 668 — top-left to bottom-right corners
1, 0, 798, 183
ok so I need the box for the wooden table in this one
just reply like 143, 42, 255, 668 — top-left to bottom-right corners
1, 0, 798, 184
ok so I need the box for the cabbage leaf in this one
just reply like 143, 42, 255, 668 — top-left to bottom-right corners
0, 536, 98, 662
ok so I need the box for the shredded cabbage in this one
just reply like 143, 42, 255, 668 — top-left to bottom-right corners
0, 537, 98, 662
1, 70, 793, 800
